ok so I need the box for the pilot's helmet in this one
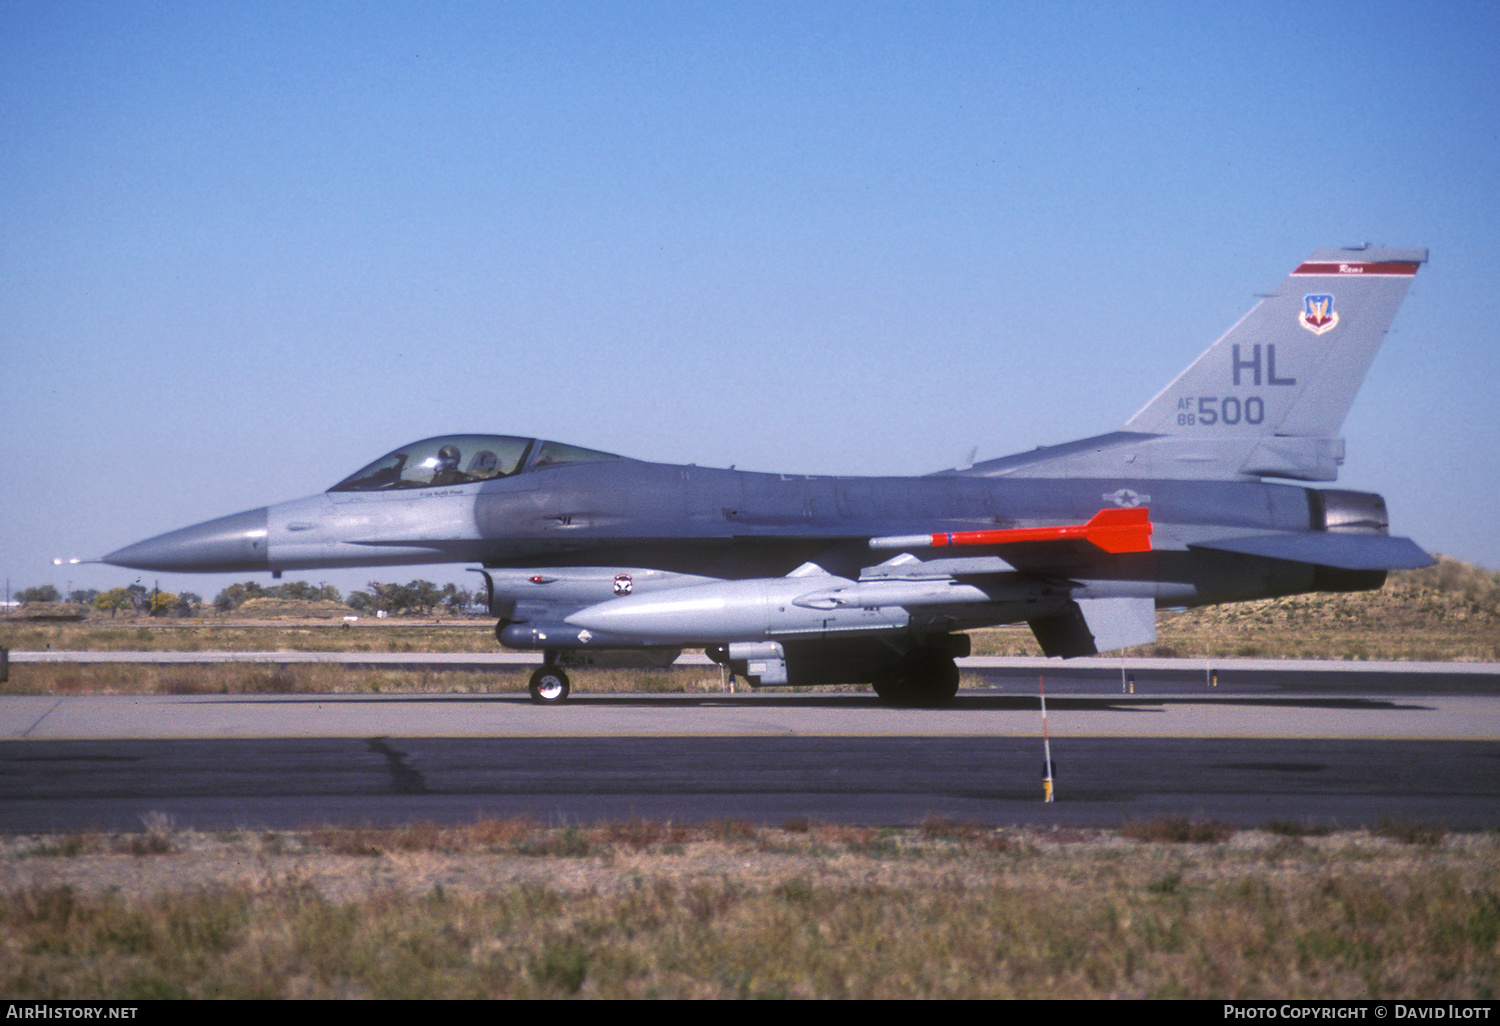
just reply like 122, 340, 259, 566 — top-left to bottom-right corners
436, 444, 460, 472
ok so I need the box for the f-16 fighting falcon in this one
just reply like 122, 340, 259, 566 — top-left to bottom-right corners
99, 247, 1432, 705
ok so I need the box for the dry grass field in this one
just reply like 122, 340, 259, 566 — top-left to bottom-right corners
3, 818, 1497, 999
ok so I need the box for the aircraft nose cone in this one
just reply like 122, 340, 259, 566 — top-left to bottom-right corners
102, 507, 270, 572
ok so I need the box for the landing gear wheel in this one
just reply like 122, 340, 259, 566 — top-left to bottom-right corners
871, 647, 960, 708
528, 665, 571, 704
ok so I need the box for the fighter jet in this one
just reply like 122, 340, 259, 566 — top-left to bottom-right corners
101, 246, 1433, 705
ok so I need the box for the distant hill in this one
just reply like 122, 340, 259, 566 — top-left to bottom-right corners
2, 601, 88, 622
1399, 555, 1500, 611
233, 597, 357, 620
1153, 555, 1499, 661
1171, 555, 1499, 630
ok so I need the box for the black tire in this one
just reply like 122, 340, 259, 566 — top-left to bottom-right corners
870, 647, 960, 708
869, 671, 908, 705
528, 665, 571, 704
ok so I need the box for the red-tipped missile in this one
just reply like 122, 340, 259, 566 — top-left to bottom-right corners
869, 506, 1152, 553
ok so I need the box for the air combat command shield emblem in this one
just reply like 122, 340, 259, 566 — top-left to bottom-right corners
1299, 293, 1339, 335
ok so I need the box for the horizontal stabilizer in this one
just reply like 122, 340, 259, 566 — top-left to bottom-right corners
871, 507, 1152, 553
1191, 533, 1433, 571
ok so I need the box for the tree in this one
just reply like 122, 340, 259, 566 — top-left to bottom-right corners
214, 581, 265, 612
94, 588, 133, 619
363, 580, 446, 615
408, 580, 441, 615
367, 581, 400, 614
69, 589, 99, 606
17, 585, 60, 604
149, 591, 179, 617
275, 581, 321, 601
442, 585, 474, 614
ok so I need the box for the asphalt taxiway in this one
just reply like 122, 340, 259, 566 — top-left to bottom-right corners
2, 657, 1497, 832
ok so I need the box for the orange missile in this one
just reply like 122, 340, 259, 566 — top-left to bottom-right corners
869, 507, 1152, 553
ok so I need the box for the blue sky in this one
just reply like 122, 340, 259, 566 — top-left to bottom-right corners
3, 0, 1497, 605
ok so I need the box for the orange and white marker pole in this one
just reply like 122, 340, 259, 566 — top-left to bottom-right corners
1040, 674, 1055, 802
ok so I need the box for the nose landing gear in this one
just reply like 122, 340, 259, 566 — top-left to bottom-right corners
528, 655, 571, 703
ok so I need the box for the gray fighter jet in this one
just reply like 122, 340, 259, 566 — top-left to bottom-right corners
101, 247, 1432, 705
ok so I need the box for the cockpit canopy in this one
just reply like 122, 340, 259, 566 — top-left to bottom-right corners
328, 434, 620, 492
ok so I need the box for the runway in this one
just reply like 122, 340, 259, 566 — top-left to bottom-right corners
2, 657, 1498, 832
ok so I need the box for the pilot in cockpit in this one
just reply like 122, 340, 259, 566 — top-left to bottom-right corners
430, 444, 469, 486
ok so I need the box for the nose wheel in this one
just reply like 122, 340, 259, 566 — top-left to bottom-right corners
528, 663, 571, 704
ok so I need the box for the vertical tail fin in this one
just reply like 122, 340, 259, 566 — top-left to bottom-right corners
1126, 247, 1426, 439
959, 247, 1425, 482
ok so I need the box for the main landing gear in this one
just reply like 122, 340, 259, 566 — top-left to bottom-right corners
529, 653, 570, 704
870, 645, 961, 708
